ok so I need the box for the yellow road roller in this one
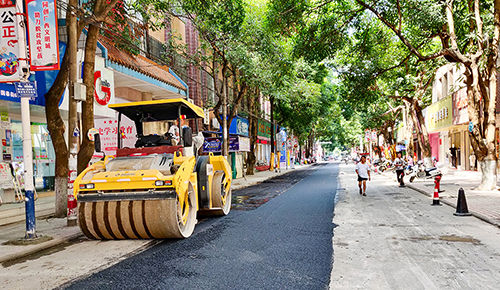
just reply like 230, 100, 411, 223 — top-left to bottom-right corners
74, 99, 232, 239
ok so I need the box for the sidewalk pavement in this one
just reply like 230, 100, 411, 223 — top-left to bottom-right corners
379, 167, 500, 228
0, 164, 310, 264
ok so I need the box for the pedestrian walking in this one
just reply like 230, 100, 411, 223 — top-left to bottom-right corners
394, 151, 405, 187
355, 155, 370, 196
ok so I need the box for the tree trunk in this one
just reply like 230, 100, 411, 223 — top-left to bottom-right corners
410, 100, 432, 168
465, 64, 497, 190
246, 90, 258, 175
77, 24, 99, 174
44, 13, 72, 218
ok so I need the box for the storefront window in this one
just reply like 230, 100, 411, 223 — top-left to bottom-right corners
11, 121, 55, 190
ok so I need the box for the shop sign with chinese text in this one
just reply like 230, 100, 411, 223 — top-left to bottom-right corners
202, 137, 247, 153
0, 5, 20, 82
26, 0, 60, 71
427, 95, 452, 131
94, 117, 137, 157
14, 81, 37, 100
257, 120, 271, 138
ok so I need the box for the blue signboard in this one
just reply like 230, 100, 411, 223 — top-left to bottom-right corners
279, 129, 287, 162
228, 116, 249, 136
14, 82, 38, 100
202, 137, 240, 153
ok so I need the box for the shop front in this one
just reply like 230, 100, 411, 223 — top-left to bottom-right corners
229, 116, 250, 178
451, 87, 473, 170
202, 134, 250, 178
256, 119, 272, 166
425, 94, 454, 167
201, 115, 250, 178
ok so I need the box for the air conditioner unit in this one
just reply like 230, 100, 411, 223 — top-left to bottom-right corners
212, 118, 220, 129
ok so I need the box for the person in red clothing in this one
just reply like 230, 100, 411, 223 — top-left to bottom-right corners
394, 151, 405, 187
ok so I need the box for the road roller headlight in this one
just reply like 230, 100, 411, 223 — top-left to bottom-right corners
155, 180, 172, 186
79, 183, 95, 189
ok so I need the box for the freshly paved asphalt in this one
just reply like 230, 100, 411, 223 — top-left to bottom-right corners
60, 163, 338, 290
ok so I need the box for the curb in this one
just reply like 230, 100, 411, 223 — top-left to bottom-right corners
0, 232, 83, 264
406, 184, 500, 228
232, 164, 313, 191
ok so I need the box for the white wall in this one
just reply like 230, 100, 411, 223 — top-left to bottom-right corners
58, 51, 115, 118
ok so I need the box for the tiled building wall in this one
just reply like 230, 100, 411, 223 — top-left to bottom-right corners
186, 19, 201, 107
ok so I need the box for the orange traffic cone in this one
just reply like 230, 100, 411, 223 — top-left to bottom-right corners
431, 187, 441, 206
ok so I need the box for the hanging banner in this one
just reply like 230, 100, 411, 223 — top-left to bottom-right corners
26, 0, 60, 71
0, 5, 20, 82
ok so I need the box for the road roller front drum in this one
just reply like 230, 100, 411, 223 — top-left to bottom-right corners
77, 183, 197, 239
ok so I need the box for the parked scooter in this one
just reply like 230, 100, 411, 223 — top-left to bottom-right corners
377, 158, 393, 172
408, 160, 442, 182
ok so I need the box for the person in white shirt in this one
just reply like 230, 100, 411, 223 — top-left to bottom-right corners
355, 155, 371, 196
168, 120, 180, 145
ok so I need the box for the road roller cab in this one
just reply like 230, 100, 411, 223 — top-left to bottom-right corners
74, 99, 232, 239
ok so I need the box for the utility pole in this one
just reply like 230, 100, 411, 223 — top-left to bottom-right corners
16, 0, 36, 239
67, 0, 78, 226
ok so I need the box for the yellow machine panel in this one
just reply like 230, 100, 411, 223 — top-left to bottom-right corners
74, 99, 232, 239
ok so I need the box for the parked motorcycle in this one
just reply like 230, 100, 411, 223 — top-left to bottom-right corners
408, 160, 442, 182
377, 158, 393, 172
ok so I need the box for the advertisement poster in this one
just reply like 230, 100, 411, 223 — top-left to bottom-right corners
202, 137, 241, 153
94, 116, 137, 157
5, 129, 10, 145
0, 162, 14, 189
26, 0, 60, 71
0, 5, 20, 82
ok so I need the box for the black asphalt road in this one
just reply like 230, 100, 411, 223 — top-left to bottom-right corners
61, 163, 338, 290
